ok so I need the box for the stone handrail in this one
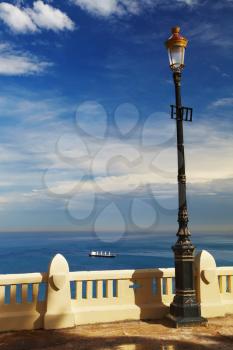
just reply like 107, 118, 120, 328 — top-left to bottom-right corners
0, 250, 232, 332
69, 268, 175, 280
0, 272, 47, 285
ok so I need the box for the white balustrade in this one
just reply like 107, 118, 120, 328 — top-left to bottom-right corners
0, 250, 231, 331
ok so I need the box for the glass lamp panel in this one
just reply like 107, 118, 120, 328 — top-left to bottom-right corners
168, 46, 185, 70
181, 47, 185, 66
168, 50, 173, 67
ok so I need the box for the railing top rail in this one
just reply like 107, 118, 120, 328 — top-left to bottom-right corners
216, 267, 233, 275
69, 268, 175, 281
0, 272, 47, 285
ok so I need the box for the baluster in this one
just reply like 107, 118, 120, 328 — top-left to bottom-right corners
218, 275, 222, 293
218, 275, 227, 293
97, 280, 103, 299
22, 284, 28, 303
0, 286, 5, 305
76, 281, 82, 300
117, 279, 126, 299
86, 281, 92, 300
118, 279, 134, 303
229, 275, 233, 293
97, 280, 102, 298
221, 276, 227, 293
156, 277, 163, 298
10, 285, 17, 304
106, 280, 113, 298
32, 283, 39, 302
166, 278, 173, 296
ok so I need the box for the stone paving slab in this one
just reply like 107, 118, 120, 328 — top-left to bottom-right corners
0, 315, 232, 350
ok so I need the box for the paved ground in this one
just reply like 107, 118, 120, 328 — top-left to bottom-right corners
0, 316, 232, 350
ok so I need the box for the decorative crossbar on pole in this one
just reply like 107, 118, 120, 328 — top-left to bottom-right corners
170, 105, 193, 122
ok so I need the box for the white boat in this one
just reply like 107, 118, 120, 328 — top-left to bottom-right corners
89, 250, 117, 258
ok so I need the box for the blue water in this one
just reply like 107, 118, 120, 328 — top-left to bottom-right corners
0, 231, 232, 274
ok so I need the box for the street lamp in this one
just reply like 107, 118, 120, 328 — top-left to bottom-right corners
165, 27, 207, 327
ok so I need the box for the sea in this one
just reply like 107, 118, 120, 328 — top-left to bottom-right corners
0, 231, 232, 275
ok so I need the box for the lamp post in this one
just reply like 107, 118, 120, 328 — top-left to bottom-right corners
165, 27, 207, 327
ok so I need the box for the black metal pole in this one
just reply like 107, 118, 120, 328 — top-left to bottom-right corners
169, 72, 206, 327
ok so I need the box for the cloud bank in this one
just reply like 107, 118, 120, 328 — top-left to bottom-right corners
0, 43, 51, 75
0, 1, 75, 33
72, 0, 199, 17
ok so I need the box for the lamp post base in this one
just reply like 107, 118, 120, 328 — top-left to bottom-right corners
168, 296, 208, 328
167, 313, 207, 328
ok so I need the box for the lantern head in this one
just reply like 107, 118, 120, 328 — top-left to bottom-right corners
165, 27, 188, 72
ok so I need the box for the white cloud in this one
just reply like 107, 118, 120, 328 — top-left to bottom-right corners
27, 1, 75, 32
0, 2, 37, 33
178, 0, 198, 4
0, 43, 51, 75
0, 91, 76, 209
210, 96, 233, 108
72, 0, 121, 17
72, 0, 199, 17
0, 1, 74, 33
0, 89, 232, 215
0, 145, 27, 162
43, 112, 233, 200
188, 23, 233, 49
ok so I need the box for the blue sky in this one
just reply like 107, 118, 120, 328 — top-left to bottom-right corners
0, 0, 232, 236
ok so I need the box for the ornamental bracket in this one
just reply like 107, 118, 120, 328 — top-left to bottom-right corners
170, 105, 193, 122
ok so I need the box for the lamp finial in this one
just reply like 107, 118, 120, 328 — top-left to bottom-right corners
172, 27, 180, 34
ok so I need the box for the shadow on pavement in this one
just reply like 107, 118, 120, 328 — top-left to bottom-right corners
0, 327, 232, 350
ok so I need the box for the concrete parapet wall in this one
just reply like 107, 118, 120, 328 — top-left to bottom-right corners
0, 250, 232, 331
